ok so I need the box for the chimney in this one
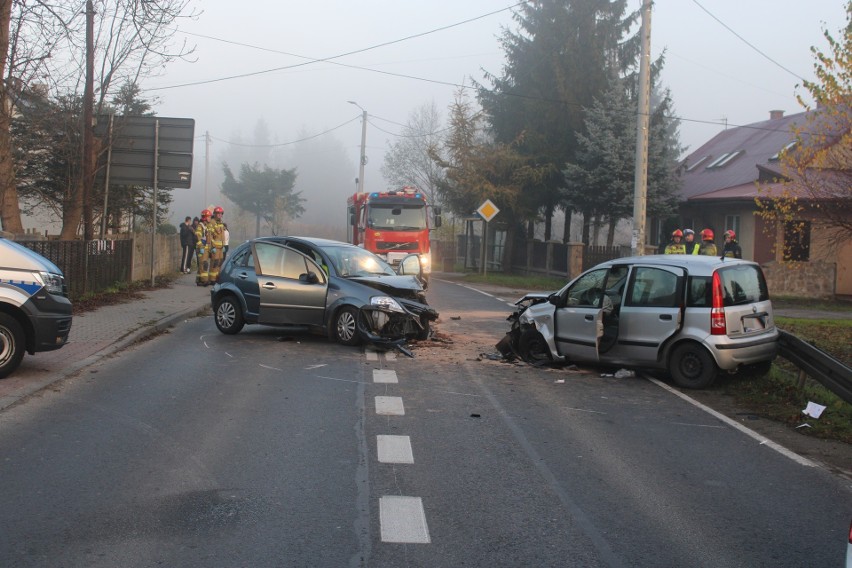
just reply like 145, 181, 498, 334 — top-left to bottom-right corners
770, 110, 785, 120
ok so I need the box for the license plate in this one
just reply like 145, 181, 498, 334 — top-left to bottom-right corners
742, 314, 766, 332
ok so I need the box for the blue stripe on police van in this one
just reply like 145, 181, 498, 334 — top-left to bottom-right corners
0, 279, 42, 295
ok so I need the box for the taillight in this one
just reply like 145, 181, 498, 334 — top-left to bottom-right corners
711, 270, 727, 335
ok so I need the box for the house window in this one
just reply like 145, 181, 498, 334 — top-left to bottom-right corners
783, 220, 811, 261
725, 215, 740, 237
706, 150, 743, 169
770, 141, 797, 161
686, 155, 710, 172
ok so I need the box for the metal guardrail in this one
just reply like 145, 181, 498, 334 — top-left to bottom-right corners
777, 329, 852, 405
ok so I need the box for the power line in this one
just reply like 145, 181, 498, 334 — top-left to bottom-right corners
690, 0, 805, 81
210, 116, 360, 147
149, 2, 525, 91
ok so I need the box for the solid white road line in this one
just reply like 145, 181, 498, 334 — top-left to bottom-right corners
648, 377, 818, 468
379, 496, 431, 543
373, 369, 398, 384
377, 435, 414, 464
375, 396, 405, 416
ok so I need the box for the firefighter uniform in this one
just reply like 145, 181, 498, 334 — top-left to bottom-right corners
195, 210, 211, 286
664, 230, 686, 254
208, 207, 225, 283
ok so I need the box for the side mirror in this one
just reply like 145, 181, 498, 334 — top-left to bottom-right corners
434, 215, 442, 228
433, 206, 442, 216
349, 213, 356, 226
548, 293, 562, 307
299, 271, 319, 284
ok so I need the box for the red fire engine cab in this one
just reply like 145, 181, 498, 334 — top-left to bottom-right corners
347, 186, 441, 282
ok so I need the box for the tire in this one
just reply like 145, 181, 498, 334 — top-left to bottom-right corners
518, 329, 553, 365
333, 306, 361, 346
670, 343, 718, 389
214, 296, 245, 335
0, 313, 26, 379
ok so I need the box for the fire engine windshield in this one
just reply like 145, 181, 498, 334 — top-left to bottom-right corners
368, 204, 427, 231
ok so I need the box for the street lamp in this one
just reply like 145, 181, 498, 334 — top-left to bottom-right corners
348, 100, 368, 194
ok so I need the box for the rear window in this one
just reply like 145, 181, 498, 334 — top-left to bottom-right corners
687, 266, 769, 307
718, 265, 769, 306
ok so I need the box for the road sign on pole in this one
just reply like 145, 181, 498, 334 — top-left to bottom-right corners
476, 200, 500, 276
476, 199, 500, 223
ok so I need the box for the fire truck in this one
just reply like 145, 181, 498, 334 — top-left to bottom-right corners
347, 186, 441, 282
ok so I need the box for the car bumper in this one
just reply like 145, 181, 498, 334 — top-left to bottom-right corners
709, 330, 779, 370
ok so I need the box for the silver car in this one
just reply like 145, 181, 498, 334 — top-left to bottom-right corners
504, 255, 779, 389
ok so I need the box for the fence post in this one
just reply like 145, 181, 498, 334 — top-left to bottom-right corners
567, 242, 584, 279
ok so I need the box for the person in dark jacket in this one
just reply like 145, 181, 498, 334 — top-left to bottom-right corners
722, 230, 743, 259
179, 216, 196, 273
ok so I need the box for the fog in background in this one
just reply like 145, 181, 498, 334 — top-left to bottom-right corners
145, 0, 848, 238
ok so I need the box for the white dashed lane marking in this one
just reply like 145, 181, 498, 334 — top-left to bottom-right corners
373, 369, 398, 383
375, 396, 405, 416
379, 496, 431, 543
377, 435, 414, 464
366, 351, 379, 361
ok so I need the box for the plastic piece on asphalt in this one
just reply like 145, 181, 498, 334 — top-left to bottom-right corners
614, 368, 635, 379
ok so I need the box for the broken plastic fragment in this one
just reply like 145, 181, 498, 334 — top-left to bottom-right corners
614, 368, 635, 379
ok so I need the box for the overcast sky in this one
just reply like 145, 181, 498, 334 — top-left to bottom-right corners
144, 0, 848, 220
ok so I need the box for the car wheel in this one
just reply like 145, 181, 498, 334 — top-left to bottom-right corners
215, 296, 245, 335
0, 313, 26, 379
670, 343, 717, 389
333, 306, 361, 346
519, 329, 552, 364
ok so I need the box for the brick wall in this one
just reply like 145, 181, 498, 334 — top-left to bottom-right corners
762, 260, 836, 299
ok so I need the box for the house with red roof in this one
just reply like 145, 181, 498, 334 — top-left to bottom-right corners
678, 110, 851, 297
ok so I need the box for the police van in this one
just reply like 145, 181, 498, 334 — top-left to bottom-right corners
0, 237, 72, 378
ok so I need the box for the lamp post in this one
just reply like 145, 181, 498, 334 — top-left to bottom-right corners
348, 100, 367, 194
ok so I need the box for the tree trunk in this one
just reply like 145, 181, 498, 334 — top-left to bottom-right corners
544, 202, 553, 241
606, 218, 617, 247
592, 214, 603, 246
582, 210, 591, 245
0, 0, 23, 234
562, 207, 572, 244
526, 219, 534, 240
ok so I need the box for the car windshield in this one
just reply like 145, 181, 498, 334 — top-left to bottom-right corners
367, 204, 427, 231
321, 245, 395, 277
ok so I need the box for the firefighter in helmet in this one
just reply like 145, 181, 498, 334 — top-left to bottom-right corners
722, 229, 742, 259
664, 229, 687, 254
698, 228, 718, 256
195, 209, 212, 286
208, 206, 225, 282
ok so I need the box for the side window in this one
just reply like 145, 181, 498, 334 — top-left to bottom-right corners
687, 276, 710, 307
254, 242, 282, 275
565, 269, 608, 307
626, 267, 680, 307
280, 250, 309, 280
231, 247, 254, 269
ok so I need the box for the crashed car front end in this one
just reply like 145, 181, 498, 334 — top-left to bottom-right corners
355, 294, 439, 355
496, 292, 564, 364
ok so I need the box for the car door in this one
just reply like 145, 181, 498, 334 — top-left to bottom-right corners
553, 268, 609, 362
607, 264, 685, 364
252, 241, 328, 326
228, 245, 260, 318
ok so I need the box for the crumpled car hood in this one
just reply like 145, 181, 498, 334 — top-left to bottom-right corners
349, 274, 423, 296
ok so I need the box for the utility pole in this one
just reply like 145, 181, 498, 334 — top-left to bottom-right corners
82, 0, 95, 240
204, 131, 211, 208
631, 0, 652, 256
348, 101, 367, 193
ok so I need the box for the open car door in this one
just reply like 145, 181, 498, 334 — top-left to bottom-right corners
252, 241, 328, 326
396, 253, 426, 287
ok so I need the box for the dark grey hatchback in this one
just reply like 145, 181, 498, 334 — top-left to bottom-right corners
210, 236, 438, 346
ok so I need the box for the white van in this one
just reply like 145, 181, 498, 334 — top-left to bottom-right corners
0, 238, 72, 378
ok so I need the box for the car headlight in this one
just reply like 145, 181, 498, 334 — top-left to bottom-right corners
371, 296, 404, 313
419, 253, 431, 272
36, 271, 65, 295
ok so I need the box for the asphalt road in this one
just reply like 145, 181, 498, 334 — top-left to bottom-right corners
0, 278, 849, 567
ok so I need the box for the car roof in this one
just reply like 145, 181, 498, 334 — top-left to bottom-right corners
255, 235, 358, 249
597, 254, 758, 274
